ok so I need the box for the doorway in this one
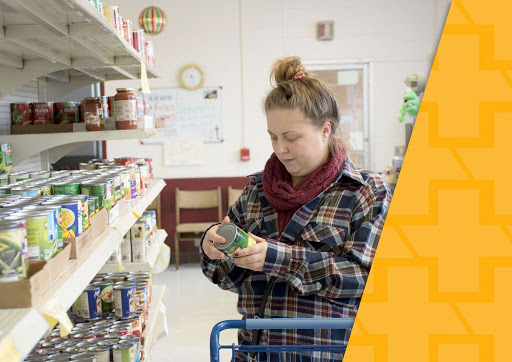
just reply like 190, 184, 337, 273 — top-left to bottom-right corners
304, 60, 374, 171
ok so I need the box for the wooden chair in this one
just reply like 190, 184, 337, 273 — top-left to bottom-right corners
175, 186, 222, 270
227, 186, 244, 207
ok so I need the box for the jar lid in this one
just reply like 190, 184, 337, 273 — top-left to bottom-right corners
116, 88, 133, 91
84, 97, 100, 101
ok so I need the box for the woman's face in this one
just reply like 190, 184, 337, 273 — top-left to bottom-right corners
267, 108, 331, 186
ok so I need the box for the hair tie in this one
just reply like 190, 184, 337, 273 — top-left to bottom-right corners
293, 71, 305, 80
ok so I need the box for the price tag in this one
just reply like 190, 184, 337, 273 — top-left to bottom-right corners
159, 303, 168, 336
0, 336, 21, 361
132, 211, 141, 219
40, 297, 73, 337
141, 61, 151, 94
116, 244, 125, 271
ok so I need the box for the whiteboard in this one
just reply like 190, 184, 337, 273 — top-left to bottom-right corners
141, 87, 223, 144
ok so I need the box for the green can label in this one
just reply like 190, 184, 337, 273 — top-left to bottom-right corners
214, 223, 256, 257
26, 215, 50, 260
53, 183, 81, 195
0, 228, 28, 279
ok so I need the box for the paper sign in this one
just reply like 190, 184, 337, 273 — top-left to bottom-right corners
0, 336, 21, 361
141, 61, 151, 94
41, 297, 73, 337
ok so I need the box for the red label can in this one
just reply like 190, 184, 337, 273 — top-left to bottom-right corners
10, 103, 33, 125
144, 158, 153, 178
132, 30, 142, 53
54, 102, 79, 124
32, 102, 54, 124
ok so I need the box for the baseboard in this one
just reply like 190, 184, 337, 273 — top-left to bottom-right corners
171, 251, 201, 266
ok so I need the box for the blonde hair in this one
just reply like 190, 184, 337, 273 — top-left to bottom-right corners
264, 56, 342, 153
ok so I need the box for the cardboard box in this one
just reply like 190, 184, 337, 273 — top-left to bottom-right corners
0, 261, 49, 308
67, 207, 108, 259
0, 242, 71, 308
11, 124, 74, 134
48, 241, 72, 281
154, 117, 165, 128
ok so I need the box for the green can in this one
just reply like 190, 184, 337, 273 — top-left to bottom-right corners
7, 212, 50, 260
92, 281, 114, 313
214, 222, 256, 258
88, 196, 96, 217
0, 222, 28, 280
34, 205, 62, 253
53, 182, 81, 195
88, 196, 99, 215
37, 184, 53, 196
81, 182, 111, 209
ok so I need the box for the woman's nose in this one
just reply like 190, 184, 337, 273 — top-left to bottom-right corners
274, 140, 288, 154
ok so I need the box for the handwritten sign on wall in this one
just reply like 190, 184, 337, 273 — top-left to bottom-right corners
141, 87, 223, 144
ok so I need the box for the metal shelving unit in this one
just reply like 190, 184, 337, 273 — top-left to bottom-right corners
0, 0, 160, 101
0, 179, 166, 360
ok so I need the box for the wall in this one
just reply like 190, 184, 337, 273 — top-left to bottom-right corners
0, 81, 42, 173
105, 0, 452, 177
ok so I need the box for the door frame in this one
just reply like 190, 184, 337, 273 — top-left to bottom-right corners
303, 59, 374, 171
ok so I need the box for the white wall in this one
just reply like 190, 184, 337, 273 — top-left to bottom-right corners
105, 0, 452, 178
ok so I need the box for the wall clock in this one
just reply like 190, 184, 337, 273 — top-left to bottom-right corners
179, 64, 205, 90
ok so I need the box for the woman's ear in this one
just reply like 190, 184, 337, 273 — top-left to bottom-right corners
322, 121, 332, 142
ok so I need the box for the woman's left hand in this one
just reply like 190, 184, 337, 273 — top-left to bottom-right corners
231, 233, 268, 271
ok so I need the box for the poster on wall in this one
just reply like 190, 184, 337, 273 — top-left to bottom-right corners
140, 87, 223, 144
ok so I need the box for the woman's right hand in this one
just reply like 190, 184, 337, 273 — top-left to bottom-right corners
202, 216, 230, 260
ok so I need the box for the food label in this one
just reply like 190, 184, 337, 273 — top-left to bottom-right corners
115, 100, 137, 122
85, 109, 101, 126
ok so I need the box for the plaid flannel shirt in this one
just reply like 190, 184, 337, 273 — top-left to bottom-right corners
201, 157, 391, 361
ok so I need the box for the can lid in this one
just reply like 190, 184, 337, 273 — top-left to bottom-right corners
116, 88, 133, 91
215, 223, 237, 250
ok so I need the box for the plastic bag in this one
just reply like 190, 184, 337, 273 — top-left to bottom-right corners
152, 243, 170, 274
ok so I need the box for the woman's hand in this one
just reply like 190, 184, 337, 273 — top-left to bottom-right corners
231, 233, 268, 271
202, 216, 230, 260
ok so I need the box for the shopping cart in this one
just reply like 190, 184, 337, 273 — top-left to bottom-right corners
210, 318, 355, 362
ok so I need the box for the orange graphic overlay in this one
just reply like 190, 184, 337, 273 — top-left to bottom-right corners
344, 1, 512, 361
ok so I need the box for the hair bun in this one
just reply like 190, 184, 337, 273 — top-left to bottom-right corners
270, 56, 307, 85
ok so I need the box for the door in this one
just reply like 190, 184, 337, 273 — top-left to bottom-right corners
305, 61, 373, 171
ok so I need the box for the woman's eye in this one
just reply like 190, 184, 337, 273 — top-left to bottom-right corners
285, 137, 298, 142
270, 137, 277, 141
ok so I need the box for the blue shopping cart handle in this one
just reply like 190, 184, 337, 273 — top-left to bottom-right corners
210, 318, 355, 362
246, 317, 355, 330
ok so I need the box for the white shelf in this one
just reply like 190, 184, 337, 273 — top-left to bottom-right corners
0, 179, 166, 360
100, 229, 168, 273
0, 126, 161, 167
0, 0, 160, 100
141, 285, 169, 362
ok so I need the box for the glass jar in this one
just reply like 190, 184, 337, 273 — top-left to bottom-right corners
114, 88, 137, 130
83, 97, 104, 131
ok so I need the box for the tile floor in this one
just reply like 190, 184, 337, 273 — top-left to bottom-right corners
150, 263, 240, 361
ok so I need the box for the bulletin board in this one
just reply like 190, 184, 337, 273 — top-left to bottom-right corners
140, 87, 223, 144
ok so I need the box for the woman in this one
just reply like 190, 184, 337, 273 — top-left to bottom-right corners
201, 56, 391, 361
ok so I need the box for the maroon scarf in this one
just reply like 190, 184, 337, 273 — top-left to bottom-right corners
263, 143, 347, 236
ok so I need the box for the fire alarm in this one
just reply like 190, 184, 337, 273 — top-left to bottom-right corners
240, 148, 250, 162
316, 21, 334, 41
